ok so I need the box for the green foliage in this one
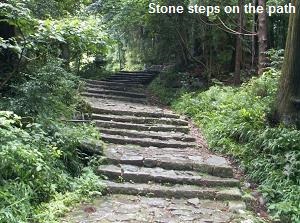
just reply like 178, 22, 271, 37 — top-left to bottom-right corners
148, 71, 206, 105
0, 1, 34, 28
266, 49, 285, 70
173, 70, 300, 222
25, 0, 92, 19
1, 59, 78, 117
33, 17, 107, 58
0, 0, 108, 77
34, 167, 105, 223
148, 73, 185, 105
0, 1, 109, 222
0, 181, 33, 223
79, 62, 113, 80
0, 111, 103, 222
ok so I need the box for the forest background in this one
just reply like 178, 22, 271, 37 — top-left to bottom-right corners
0, 0, 299, 222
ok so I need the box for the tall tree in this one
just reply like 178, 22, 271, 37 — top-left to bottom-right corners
251, 0, 258, 71
258, 0, 268, 74
234, 0, 244, 85
0, 13, 16, 88
276, 0, 300, 126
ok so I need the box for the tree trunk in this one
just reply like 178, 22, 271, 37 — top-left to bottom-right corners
276, 0, 300, 126
258, 0, 268, 74
175, 14, 189, 68
60, 43, 71, 70
251, 0, 258, 71
234, 0, 244, 85
0, 17, 17, 90
0, 19, 16, 72
268, 17, 275, 49
208, 43, 213, 82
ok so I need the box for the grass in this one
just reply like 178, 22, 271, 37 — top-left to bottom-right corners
149, 68, 300, 222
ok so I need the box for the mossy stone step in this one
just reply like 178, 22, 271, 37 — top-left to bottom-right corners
118, 71, 156, 74
92, 113, 189, 126
106, 75, 153, 80
103, 180, 242, 200
118, 71, 157, 75
92, 106, 179, 119
95, 120, 190, 133
97, 128, 196, 142
102, 79, 146, 84
104, 145, 234, 178
98, 164, 239, 187
82, 78, 144, 87
63, 194, 245, 223
101, 133, 196, 148
85, 88, 147, 98
85, 84, 144, 93
82, 92, 147, 104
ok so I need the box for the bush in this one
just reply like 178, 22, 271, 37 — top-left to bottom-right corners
2, 59, 79, 118
148, 72, 206, 105
0, 111, 103, 222
79, 62, 113, 80
34, 167, 105, 223
173, 70, 300, 222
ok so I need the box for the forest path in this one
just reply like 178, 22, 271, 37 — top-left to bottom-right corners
64, 71, 246, 223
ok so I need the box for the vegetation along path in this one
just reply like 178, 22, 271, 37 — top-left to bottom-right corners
64, 71, 248, 223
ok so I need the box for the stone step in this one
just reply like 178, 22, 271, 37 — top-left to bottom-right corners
109, 75, 154, 80
119, 71, 158, 75
82, 79, 143, 88
98, 128, 195, 142
85, 88, 146, 99
69, 72, 248, 222
97, 128, 196, 142
63, 194, 246, 223
92, 107, 180, 119
105, 76, 149, 80
85, 83, 144, 93
106, 75, 153, 80
95, 120, 190, 133
103, 181, 242, 200
98, 164, 240, 187
101, 133, 196, 148
119, 70, 152, 73
113, 71, 154, 75
82, 92, 147, 104
104, 79, 152, 85
102, 79, 146, 84
104, 78, 153, 83
92, 113, 188, 126
104, 145, 234, 178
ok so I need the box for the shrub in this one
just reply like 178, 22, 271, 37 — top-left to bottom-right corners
34, 167, 105, 223
148, 72, 205, 105
79, 62, 113, 80
2, 59, 79, 118
173, 70, 300, 222
0, 111, 103, 222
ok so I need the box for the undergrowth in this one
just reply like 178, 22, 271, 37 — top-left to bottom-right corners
148, 72, 206, 105
149, 66, 300, 222
171, 69, 300, 222
0, 112, 104, 223
1, 59, 80, 118
34, 168, 105, 223
0, 59, 105, 222
79, 62, 113, 80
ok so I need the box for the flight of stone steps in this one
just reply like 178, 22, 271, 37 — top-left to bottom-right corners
68, 71, 246, 222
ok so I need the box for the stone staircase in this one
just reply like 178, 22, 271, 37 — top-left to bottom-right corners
66, 71, 246, 222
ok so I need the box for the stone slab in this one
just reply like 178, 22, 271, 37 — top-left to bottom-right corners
63, 194, 243, 223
